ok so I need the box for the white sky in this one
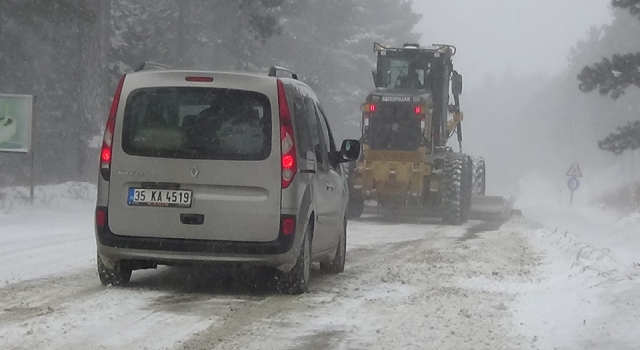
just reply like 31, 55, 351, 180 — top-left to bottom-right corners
413, 0, 613, 87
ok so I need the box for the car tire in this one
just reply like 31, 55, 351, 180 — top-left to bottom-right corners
277, 226, 311, 295
97, 253, 132, 286
320, 219, 347, 274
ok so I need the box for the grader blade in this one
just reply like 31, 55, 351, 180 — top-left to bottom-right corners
470, 196, 516, 221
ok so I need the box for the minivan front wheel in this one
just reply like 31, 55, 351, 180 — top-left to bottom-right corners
97, 253, 132, 286
277, 227, 311, 295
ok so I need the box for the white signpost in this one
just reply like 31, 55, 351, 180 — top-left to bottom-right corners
566, 163, 583, 206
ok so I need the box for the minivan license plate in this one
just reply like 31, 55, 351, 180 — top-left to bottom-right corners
127, 188, 192, 208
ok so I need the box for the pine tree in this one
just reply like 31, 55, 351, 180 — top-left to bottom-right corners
577, 0, 640, 154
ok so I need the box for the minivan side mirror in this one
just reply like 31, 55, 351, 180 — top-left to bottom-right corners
339, 139, 360, 163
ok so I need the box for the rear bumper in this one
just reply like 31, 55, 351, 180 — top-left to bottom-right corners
95, 217, 299, 270
97, 244, 298, 271
97, 225, 295, 255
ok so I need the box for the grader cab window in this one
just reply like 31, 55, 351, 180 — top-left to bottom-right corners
376, 56, 431, 90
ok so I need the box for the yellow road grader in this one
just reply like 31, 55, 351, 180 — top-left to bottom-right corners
347, 43, 513, 224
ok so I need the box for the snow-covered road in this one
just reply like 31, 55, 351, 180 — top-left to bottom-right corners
0, 183, 639, 349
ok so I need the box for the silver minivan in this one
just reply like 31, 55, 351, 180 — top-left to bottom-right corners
94, 66, 360, 294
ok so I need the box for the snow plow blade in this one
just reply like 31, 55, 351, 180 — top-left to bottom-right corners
470, 196, 516, 221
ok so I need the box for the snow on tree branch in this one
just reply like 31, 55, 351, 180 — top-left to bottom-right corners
578, 0, 640, 155
578, 52, 640, 99
611, 0, 640, 19
598, 121, 640, 154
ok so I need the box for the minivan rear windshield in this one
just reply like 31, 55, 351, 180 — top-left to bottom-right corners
121, 87, 272, 160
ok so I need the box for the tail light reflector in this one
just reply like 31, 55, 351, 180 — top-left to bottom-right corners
280, 216, 296, 236
100, 75, 126, 181
278, 79, 297, 189
96, 207, 108, 229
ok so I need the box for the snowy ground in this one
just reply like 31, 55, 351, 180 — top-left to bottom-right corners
0, 182, 639, 349
513, 176, 640, 350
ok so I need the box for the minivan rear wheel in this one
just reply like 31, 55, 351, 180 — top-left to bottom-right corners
97, 253, 132, 286
320, 219, 346, 274
277, 226, 311, 295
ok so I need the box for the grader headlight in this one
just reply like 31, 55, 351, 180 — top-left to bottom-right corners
361, 103, 377, 112
414, 104, 428, 132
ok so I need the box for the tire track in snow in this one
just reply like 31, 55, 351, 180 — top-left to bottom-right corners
200, 220, 534, 349
178, 223, 459, 350
0, 269, 102, 327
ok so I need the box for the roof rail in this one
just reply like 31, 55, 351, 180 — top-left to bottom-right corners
135, 62, 171, 72
268, 66, 298, 80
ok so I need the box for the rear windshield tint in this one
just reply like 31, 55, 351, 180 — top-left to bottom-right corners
121, 87, 272, 160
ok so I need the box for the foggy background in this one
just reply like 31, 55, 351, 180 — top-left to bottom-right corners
415, 0, 613, 86
415, 0, 639, 198
0, 0, 638, 202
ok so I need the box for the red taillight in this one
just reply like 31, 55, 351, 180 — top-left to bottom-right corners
185, 76, 214, 82
414, 106, 424, 115
281, 216, 296, 235
278, 79, 297, 189
101, 148, 111, 163
360, 103, 377, 112
96, 207, 107, 228
282, 154, 295, 168
100, 76, 125, 181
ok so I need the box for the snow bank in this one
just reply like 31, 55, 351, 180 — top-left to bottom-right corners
0, 182, 97, 286
513, 174, 640, 349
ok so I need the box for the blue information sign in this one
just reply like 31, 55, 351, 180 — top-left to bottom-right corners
567, 177, 580, 191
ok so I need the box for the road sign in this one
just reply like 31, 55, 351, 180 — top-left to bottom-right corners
0, 94, 33, 153
567, 176, 580, 206
566, 163, 583, 177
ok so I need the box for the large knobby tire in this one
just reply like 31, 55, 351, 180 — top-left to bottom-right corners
277, 226, 311, 295
462, 155, 473, 222
442, 153, 473, 225
472, 157, 486, 196
97, 253, 132, 286
320, 219, 347, 274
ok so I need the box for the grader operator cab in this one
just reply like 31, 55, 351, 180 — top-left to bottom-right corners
348, 43, 513, 224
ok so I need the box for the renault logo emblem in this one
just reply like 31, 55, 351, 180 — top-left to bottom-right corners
190, 166, 199, 178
